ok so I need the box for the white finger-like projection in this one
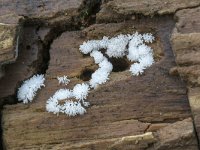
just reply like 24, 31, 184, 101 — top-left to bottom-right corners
17, 32, 155, 117
46, 83, 90, 116
17, 74, 45, 104
57, 75, 70, 85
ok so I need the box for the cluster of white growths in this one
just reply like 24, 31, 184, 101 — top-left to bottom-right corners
17, 32, 155, 116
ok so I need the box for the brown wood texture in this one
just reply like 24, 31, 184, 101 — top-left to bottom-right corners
1, 0, 200, 149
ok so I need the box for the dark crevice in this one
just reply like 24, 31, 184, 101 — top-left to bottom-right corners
79, 0, 102, 26
153, 16, 200, 147
80, 68, 95, 81
192, 115, 200, 149
0, 14, 175, 149
0, 1, 103, 149
137, 117, 186, 124
0, 4, 104, 143
34, 0, 103, 74
174, 4, 200, 14
0, 85, 21, 150
143, 123, 151, 133
35, 37, 50, 74
108, 57, 131, 72
0, 0, 103, 105
35, 23, 81, 74
2, 0, 199, 149
26, 45, 31, 50
0, 25, 42, 104
0, 112, 3, 149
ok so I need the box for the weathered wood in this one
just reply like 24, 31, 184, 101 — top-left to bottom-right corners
152, 118, 198, 150
0, 0, 84, 23
1, 0, 200, 149
96, 0, 200, 23
171, 6, 200, 144
0, 0, 91, 80
175, 7, 200, 34
0, 0, 97, 98
0, 24, 19, 79
0, 27, 39, 100
2, 20, 196, 149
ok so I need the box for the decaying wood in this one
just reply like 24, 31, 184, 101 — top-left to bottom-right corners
171, 6, 200, 144
1, 0, 200, 149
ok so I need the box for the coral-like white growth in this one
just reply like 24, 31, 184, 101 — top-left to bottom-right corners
79, 37, 109, 54
127, 44, 153, 62
20, 31, 156, 117
82, 101, 90, 107
127, 33, 145, 62
139, 54, 154, 68
17, 74, 45, 103
129, 63, 145, 76
127, 46, 140, 62
73, 83, 90, 100
98, 36, 109, 49
137, 44, 153, 57
53, 89, 72, 100
129, 32, 143, 47
90, 51, 105, 64
46, 88, 88, 116
61, 101, 86, 116
99, 58, 113, 73
46, 89, 72, 114
90, 68, 110, 88
57, 75, 70, 85
89, 57, 113, 88
127, 32, 155, 75
80, 31, 155, 88
46, 83, 90, 116
106, 34, 129, 58
142, 33, 155, 43
79, 40, 99, 54
46, 98, 61, 114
